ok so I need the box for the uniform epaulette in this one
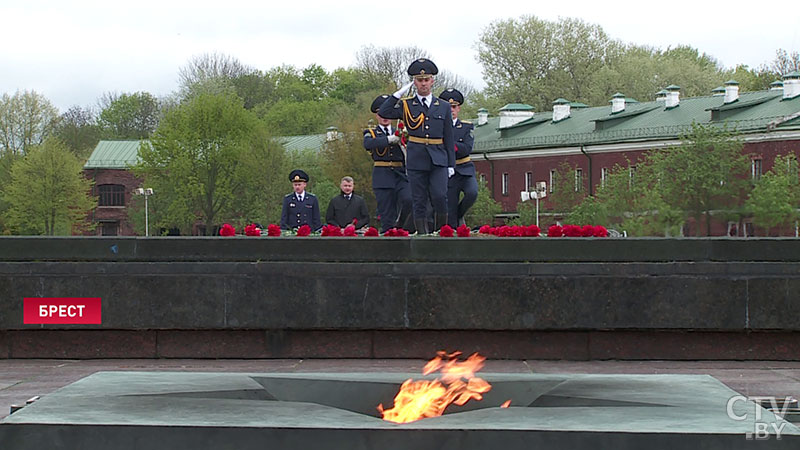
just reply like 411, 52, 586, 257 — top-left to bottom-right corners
284, 193, 294, 198
306, 192, 316, 197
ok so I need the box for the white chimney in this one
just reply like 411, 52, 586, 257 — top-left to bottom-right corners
724, 80, 739, 104
498, 104, 534, 128
326, 126, 339, 141
770, 80, 784, 91
655, 89, 668, 102
611, 93, 626, 113
783, 71, 800, 99
665, 85, 680, 108
711, 86, 725, 96
477, 108, 489, 126
552, 98, 571, 122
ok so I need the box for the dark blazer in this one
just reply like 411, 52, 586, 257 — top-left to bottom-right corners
378, 96, 454, 171
453, 119, 475, 177
280, 192, 321, 231
325, 193, 369, 228
363, 126, 408, 189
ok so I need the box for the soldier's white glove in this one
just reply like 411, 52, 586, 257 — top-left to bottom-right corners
448, 167, 455, 178
387, 135, 400, 144
393, 81, 414, 98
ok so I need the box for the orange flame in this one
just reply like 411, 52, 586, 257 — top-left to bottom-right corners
378, 351, 494, 423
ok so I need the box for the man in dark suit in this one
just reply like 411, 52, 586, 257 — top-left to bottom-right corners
325, 176, 370, 228
379, 58, 454, 234
364, 94, 412, 233
280, 169, 321, 231
440, 88, 477, 228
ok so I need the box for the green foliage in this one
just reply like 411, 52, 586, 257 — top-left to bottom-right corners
546, 161, 585, 213
98, 92, 160, 139
466, 177, 502, 226
54, 106, 101, 159
0, 90, 59, 155
745, 154, 800, 235
133, 91, 286, 235
2, 139, 96, 235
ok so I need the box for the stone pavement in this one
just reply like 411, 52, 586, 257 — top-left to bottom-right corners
2, 359, 800, 419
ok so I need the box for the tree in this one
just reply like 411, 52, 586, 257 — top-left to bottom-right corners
546, 161, 585, 214
355, 45, 429, 87
647, 123, 750, 236
467, 178, 502, 226
0, 90, 59, 155
770, 49, 800, 76
745, 154, 800, 235
53, 105, 101, 158
178, 53, 254, 99
134, 92, 286, 235
97, 92, 161, 139
2, 139, 96, 235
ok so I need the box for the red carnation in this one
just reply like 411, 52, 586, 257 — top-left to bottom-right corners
593, 225, 608, 237
525, 224, 541, 237
365, 227, 379, 236
267, 224, 281, 236
321, 224, 343, 237
581, 225, 595, 237
396, 228, 409, 237
343, 225, 357, 236
563, 224, 582, 237
478, 225, 492, 235
548, 224, 563, 237
456, 224, 471, 237
397, 122, 405, 130
296, 225, 311, 236
439, 224, 454, 237
219, 223, 236, 236
244, 223, 261, 236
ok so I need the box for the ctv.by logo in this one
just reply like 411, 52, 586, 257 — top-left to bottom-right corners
726, 395, 795, 440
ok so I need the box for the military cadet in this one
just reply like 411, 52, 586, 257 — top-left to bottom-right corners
280, 169, 321, 231
439, 88, 477, 228
379, 58, 455, 234
363, 94, 412, 233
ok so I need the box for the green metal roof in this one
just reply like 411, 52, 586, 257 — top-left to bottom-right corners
472, 89, 800, 153
277, 134, 328, 152
84, 140, 143, 169
499, 103, 534, 111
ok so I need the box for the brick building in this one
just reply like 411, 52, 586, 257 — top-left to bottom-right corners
471, 73, 800, 235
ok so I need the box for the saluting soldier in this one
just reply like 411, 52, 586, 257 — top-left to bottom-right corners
439, 88, 477, 228
363, 95, 412, 233
379, 58, 454, 234
280, 169, 322, 232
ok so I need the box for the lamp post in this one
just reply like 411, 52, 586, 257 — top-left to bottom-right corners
521, 182, 547, 227
134, 188, 154, 236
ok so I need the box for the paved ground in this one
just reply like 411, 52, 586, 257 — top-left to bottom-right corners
2, 359, 800, 419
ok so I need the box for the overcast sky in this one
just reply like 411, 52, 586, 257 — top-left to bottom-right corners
2, 0, 798, 112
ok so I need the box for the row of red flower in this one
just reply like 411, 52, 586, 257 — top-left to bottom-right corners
220, 223, 608, 237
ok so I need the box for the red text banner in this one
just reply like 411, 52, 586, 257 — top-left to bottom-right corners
23, 297, 102, 324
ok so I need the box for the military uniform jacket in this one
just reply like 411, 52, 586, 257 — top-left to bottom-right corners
363, 126, 408, 189
453, 119, 475, 177
280, 192, 321, 231
378, 96, 455, 171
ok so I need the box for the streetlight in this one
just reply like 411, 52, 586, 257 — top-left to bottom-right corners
520, 181, 547, 227
134, 188, 154, 236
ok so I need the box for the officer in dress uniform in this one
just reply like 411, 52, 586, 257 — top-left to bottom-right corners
439, 88, 477, 228
363, 94, 412, 233
379, 58, 455, 234
280, 169, 321, 231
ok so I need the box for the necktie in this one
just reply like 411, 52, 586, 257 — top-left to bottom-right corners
384, 127, 390, 136
421, 97, 428, 110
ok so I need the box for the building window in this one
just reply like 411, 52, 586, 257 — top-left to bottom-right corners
98, 184, 125, 206
479, 173, 486, 184
501, 173, 509, 196
629, 166, 637, 187
100, 221, 118, 236
752, 158, 762, 180
601, 167, 609, 188
575, 168, 583, 192
525, 172, 533, 191
549, 169, 557, 192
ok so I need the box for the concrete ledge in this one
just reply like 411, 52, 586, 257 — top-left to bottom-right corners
4, 330, 800, 360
